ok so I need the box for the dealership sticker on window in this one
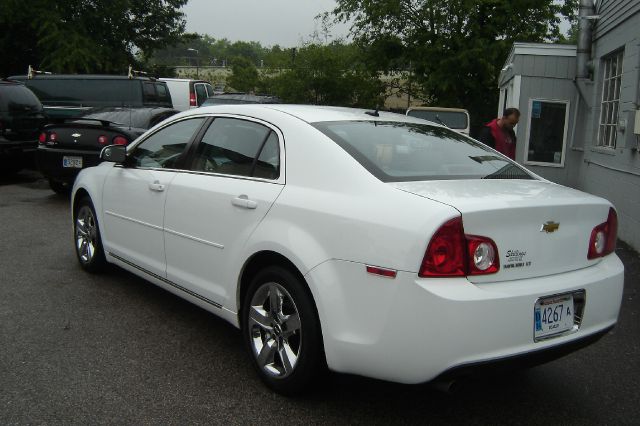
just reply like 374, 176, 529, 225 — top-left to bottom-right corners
504, 249, 532, 269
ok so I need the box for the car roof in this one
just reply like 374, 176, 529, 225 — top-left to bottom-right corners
407, 107, 469, 113
186, 104, 442, 125
8, 75, 159, 81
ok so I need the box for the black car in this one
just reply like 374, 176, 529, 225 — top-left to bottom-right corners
8, 74, 173, 121
0, 81, 48, 174
38, 107, 177, 193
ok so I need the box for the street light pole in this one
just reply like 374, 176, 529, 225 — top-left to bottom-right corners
187, 48, 199, 78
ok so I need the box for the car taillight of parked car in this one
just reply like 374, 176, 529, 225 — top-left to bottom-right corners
40, 132, 58, 145
189, 91, 197, 107
98, 135, 108, 145
588, 208, 618, 260
113, 136, 128, 146
419, 216, 499, 277
38, 132, 47, 144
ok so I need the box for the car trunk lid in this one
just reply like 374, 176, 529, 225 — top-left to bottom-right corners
390, 179, 613, 283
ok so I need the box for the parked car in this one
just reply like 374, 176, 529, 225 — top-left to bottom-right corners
160, 78, 215, 110
8, 74, 173, 121
406, 107, 470, 135
0, 81, 48, 174
38, 107, 177, 193
71, 104, 623, 395
201, 93, 281, 106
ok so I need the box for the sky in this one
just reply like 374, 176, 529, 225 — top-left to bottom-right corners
182, 0, 351, 47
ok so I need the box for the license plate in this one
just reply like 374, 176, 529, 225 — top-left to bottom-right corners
63, 156, 83, 168
534, 294, 575, 340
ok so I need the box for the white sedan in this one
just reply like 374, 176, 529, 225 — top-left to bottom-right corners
71, 105, 624, 394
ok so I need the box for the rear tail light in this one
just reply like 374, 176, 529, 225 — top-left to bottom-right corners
189, 90, 197, 107
112, 136, 128, 146
49, 132, 58, 144
419, 216, 499, 277
98, 135, 108, 145
588, 208, 618, 259
38, 132, 47, 144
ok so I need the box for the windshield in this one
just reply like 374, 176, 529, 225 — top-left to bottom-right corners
312, 121, 533, 182
0, 85, 43, 112
407, 110, 468, 130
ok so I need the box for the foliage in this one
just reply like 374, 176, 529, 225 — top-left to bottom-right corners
260, 42, 385, 108
228, 56, 260, 92
0, 0, 187, 76
330, 0, 578, 127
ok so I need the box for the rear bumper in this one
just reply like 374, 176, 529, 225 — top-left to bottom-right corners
37, 145, 101, 183
0, 138, 37, 157
305, 254, 624, 384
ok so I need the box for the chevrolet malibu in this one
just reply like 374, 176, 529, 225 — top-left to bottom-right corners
71, 105, 624, 394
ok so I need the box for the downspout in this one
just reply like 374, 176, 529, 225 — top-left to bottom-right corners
570, 0, 596, 152
576, 0, 594, 79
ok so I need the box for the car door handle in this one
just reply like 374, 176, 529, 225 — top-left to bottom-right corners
231, 195, 257, 209
149, 180, 165, 192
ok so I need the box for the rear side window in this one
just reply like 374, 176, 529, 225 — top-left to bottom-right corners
313, 121, 533, 182
190, 117, 279, 179
143, 82, 157, 102
155, 83, 170, 104
130, 118, 205, 169
407, 110, 468, 130
0, 85, 42, 111
25, 79, 142, 106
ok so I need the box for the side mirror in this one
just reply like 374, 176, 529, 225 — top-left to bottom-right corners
100, 144, 127, 163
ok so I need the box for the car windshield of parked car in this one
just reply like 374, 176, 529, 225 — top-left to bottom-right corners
313, 120, 534, 182
0, 85, 43, 111
406, 110, 468, 130
79, 108, 173, 129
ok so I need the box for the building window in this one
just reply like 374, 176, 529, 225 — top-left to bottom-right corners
598, 50, 624, 148
524, 99, 570, 167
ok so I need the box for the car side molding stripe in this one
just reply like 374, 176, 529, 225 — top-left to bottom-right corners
164, 228, 224, 249
108, 252, 223, 309
105, 211, 163, 231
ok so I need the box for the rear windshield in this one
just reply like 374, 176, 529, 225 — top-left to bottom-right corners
0, 85, 43, 112
407, 110, 468, 130
24, 79, 143, 106
312, 121, 533, 182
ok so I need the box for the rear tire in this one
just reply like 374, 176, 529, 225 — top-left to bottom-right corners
242, 266, 325, 395
73, 196, 106, 273
49, 179, 70, 195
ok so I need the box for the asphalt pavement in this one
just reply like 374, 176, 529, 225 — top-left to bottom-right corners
1, 170, 639, 425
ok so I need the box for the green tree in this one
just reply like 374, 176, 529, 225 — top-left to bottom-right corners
331, 0, 578, 128
261, 42, 384, 107
228, 56, 260, 92
0, 0, 188, 76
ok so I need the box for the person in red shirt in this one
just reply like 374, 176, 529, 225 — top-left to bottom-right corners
478, 108, 520, 160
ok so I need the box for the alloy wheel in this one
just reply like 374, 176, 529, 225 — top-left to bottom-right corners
248, 282, 302, 378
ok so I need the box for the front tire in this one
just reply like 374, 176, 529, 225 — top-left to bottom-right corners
242, 266, 325, 395
73, 196, 106, 272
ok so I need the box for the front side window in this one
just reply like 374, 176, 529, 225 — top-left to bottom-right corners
598, 50, 624, 148
194, 84, 208, 106
130, 118, 205, 169
190, 117, 279, 179
313, 121, 533, 182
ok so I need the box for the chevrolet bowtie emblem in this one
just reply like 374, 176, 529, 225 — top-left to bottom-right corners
71, 133, 81, 138
541, 221, 560, 233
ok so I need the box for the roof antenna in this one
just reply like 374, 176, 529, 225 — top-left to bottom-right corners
365, 107, 379, 117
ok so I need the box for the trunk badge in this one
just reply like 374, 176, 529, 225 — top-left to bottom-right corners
541, 221, 560, 233
71, 133, 81, 138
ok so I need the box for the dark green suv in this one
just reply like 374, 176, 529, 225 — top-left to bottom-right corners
0, 81, 47, 174
8, 75, 173, 121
